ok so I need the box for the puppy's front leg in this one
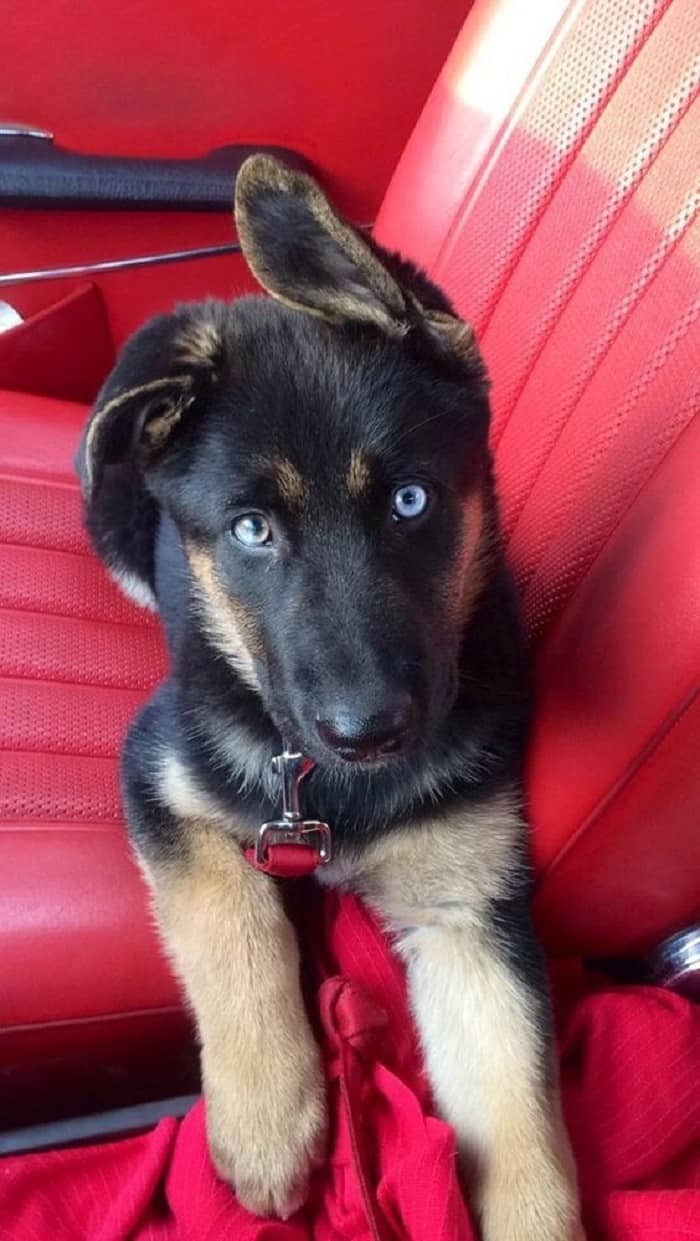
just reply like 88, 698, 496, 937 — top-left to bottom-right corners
140, 821, 325, 1218
405, 920, 579, 1240
345, 798, 581, 1241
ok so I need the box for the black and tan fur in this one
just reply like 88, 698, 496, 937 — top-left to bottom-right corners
77, 155, 581, 1238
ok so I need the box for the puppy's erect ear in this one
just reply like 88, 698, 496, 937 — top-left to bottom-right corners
235, 155, 410, 335
77, 302, 225, 501
235, 155, 487, 387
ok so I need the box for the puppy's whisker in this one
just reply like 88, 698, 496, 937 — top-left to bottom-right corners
381, 409, 450, 454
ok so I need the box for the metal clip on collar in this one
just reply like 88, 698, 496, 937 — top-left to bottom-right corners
246, 747, 331, 878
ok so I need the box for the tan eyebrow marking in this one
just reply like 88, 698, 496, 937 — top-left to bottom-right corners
347, 449, 371, 497
249, 455, 308, 509
273, 458, 307, 508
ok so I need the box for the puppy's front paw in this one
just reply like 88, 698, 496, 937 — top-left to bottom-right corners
205, 1046, 326, 1218
478, 1151, 581, 1241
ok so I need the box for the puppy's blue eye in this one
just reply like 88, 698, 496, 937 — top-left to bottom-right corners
392, 483, 429, 521
232, 513, 272, 547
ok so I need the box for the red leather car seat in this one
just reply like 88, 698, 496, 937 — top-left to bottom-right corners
0, 0, 698, 1105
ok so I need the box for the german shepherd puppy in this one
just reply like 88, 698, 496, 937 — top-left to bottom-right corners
77, 156, 581, 1239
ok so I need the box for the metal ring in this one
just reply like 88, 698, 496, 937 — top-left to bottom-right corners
648, 926, 700, 1000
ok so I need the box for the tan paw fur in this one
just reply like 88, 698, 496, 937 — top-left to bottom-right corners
204, 1040, 326, 1218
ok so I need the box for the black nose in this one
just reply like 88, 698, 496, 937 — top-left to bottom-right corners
316, 696, 418, 761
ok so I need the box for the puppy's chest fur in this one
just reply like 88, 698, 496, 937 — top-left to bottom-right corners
145, 692, 528, 933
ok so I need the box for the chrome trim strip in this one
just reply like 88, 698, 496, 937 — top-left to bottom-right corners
0, 123, 54, 141
0, 242, 241, 286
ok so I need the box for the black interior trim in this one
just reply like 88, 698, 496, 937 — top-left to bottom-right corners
0, 1094, 199, 1155
0, 139, 308, 211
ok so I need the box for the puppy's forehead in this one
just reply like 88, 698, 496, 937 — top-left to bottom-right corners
238, 300, 458, 437
239, 306, 411, 425
188, 298, 471, 519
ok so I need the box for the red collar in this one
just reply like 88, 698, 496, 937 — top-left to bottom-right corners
245, 819, 332, 879
245, 840, 326, 878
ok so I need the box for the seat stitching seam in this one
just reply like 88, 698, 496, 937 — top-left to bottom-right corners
0, 537, 99, 561
0, 672, 154, 694
0, 670, 156, 693
521, 379, 695, 630
0, 744, 120, 761
0, 1006, 184, 1035
0, 821, 125, 832
535, 686, 699, 889
0, 602, 159, 631
0, 471, 79, 491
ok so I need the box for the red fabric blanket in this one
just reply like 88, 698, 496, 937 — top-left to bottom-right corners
1, 891, 698, 1240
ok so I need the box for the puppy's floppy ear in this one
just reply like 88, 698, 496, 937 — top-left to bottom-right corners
235, 155, 409, 335
77, 302, 225, 502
